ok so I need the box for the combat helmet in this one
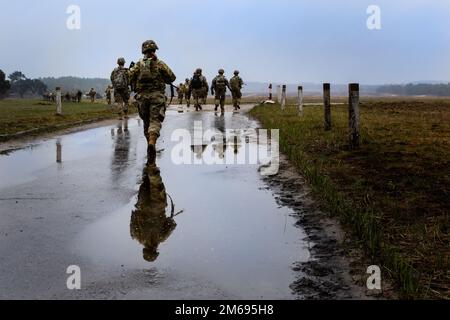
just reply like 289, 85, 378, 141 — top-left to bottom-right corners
234, 70, 239, 75
195, 68, 202, 74
117, 57, 126, 65
142, 40, 159, 54
218, 69, 225, 75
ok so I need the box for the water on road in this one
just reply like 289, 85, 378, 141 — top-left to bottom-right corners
0, 107, 311, 299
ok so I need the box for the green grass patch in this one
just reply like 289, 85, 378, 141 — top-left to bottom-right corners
0, 99, 136, 137
250, 98, 450, 299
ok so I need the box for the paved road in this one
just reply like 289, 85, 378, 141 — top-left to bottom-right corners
0, 106, 329, 299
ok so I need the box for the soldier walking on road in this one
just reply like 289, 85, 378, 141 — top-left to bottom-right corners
105, 85, 113, 105
211, 69, 231, 113
183, 78, 191, 108
230, 70, 244, 111
189, 68, 208, 112
111, 57, 131, 119
176, 83, 185, 105
129, 40, 176, 166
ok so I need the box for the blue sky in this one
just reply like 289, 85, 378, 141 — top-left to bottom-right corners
1, 0, 449, 84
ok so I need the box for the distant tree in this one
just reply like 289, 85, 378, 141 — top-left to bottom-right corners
0, 69, 11, 99
8, 71, 48, 98
8, 71, 26, 83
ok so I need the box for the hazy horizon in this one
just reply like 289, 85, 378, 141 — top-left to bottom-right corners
1, 0, 450, 84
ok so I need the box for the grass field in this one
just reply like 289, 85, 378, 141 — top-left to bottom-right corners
249, 98, 450, 299
0, 99, 136, 138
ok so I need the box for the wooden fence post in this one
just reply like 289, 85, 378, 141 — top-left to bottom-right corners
55, 87, 62, 115
281, 85, 286, 110
323, 83, 331, 130
298, 86, 303, 116
349, 83, 360, 148
268, 83, 273, 100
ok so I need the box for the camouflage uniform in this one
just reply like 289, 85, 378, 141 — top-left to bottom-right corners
129, 40, 176, 165
130, 166, 176, 262
176, 84, 185, 105
183, 79, 191, 107
201, 81, 209, 105
111, 58, 131, 117
211, 69, 231, 112
230, 71, 244, 110
105, 86, 113, 105
190, 69, 208, 111
88, 88, 96, 103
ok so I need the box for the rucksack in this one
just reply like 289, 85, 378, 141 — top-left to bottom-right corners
112, 67, 129, 90
215, 75, 226, 90
191, 74, 203, 90
230, 77, 241, 91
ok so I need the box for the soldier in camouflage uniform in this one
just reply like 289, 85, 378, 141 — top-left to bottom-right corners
189, 68, 208, 112
105, 85, 113, 105
176, 83, 185, 105
230, 70, 244, 110
183, 78, 191, 107
88, 88, 96, 103
130, 165, 176, 263
201, 81, 209, 105
211, 69, 231, 113
129, 40, 176, 166
111, 57, 131, 119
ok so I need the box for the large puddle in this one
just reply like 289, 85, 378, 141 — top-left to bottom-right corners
0, 108, 311, 299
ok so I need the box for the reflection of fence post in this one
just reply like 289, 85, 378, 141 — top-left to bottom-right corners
323, 83, 331, 130
269, 83, 273, 100
56, 139, 62, 163
56, 87, 62, 115
349, 83, 360, 149
281, 85, 287, 110
297, 86, 303, 116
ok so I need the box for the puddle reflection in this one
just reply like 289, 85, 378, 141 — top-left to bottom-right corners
130, 166, 176, 263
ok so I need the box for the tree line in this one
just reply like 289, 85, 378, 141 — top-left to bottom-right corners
0, 70, 48, 99
376, 83, 450, 96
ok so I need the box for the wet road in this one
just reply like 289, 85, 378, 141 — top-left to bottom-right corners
0, 106, 311, 299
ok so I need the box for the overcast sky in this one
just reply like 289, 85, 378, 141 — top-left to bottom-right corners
1, 0, 450, 84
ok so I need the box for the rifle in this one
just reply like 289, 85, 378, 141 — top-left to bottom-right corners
168, 83, 179, 106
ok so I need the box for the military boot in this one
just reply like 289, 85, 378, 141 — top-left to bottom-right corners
215, 105, 219, 112
147, 134, 158, 166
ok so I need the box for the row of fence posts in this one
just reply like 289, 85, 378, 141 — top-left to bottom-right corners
270, 83, 360, 149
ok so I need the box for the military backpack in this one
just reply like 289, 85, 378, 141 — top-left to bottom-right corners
112, 67, 129, 90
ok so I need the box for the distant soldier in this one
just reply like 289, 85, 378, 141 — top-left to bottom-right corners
230, 70, 244, 110
76, 90, 83, 103
49, 92, 55, 103
201, 80, 209, 105
105, 85, 112, 105
176, 83, 185, 105
211, 69, 231, 113
184, 78, 191, 107
189, 68, 208, 112
64, 92, 71, 102
129, 40, 176, 166
88, 88, 96, 103
111, 57, 131, 119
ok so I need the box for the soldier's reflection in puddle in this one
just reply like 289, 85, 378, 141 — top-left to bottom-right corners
111, 119, 130, 182
130, 166, 176, 262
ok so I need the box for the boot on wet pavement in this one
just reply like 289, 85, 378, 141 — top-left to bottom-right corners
215, 105, 218, 112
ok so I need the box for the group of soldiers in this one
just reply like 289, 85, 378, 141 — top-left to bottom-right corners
108, 39, 244, 168
176, 69, 244, 112
43, 88, 98, 103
